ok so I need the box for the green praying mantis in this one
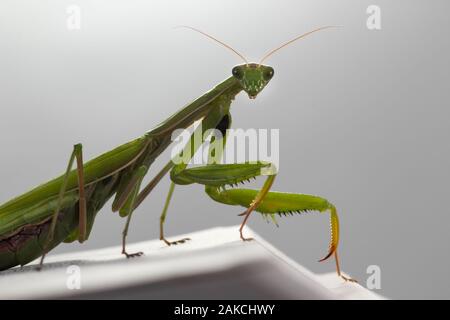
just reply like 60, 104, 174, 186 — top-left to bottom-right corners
0, 26, 356, 282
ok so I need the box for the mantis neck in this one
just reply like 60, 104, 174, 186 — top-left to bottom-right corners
148, 76, 242, 137
214, 76, 243, 113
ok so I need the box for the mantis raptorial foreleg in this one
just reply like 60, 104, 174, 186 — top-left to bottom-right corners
166, 111, 278, 241
205, 180, 356, 281
38, 143, 87, 269
237, 174, 275, 241
172, 161, 278, 240
170, 113, 355, 282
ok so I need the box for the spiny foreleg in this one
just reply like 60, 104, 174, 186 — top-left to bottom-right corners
207, 187, 356, 282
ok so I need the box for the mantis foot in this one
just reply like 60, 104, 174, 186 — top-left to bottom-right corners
340, 275, 358, 283
161, 237, 191, 246
239, 228, 254, 242
240, 235, 254, 242
123, 251, 144, 258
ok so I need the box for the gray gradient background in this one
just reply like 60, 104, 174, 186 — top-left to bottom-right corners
1, 0, 449, 299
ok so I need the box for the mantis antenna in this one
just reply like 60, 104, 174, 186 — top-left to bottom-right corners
258, 26, 341, 65
175, 25, 249, 65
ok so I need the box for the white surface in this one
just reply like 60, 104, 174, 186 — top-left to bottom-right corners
0, 226, 382, 299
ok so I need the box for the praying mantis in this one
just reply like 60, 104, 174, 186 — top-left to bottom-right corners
0, 26, 356, 282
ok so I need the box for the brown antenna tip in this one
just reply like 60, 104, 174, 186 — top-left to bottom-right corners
259, 26, 342, 65
175, 25, 248, 64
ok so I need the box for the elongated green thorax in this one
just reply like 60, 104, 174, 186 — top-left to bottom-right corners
148, 76, 242, 136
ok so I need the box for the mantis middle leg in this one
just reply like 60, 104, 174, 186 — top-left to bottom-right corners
112, 165, 149, 258
121, 108, 227, 246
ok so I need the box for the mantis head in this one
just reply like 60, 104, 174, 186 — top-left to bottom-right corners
178, 25, 340, 99
232, 63, 274, 99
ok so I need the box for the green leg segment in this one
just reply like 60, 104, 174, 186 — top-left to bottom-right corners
38, 143, 87, 269
159, 182, 190, 246
116, 165, 148, 258
152, 109, 226, 247
171, 161, 278, 241
204, 171, 355, 282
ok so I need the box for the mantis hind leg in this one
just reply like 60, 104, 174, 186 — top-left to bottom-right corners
38, 143, 87, 269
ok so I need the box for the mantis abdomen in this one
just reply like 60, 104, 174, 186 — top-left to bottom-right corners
0, 174, 120, 270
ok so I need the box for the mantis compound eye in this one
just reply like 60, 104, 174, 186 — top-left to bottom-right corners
263, 68, 274, 81
232, 66, 243, 80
